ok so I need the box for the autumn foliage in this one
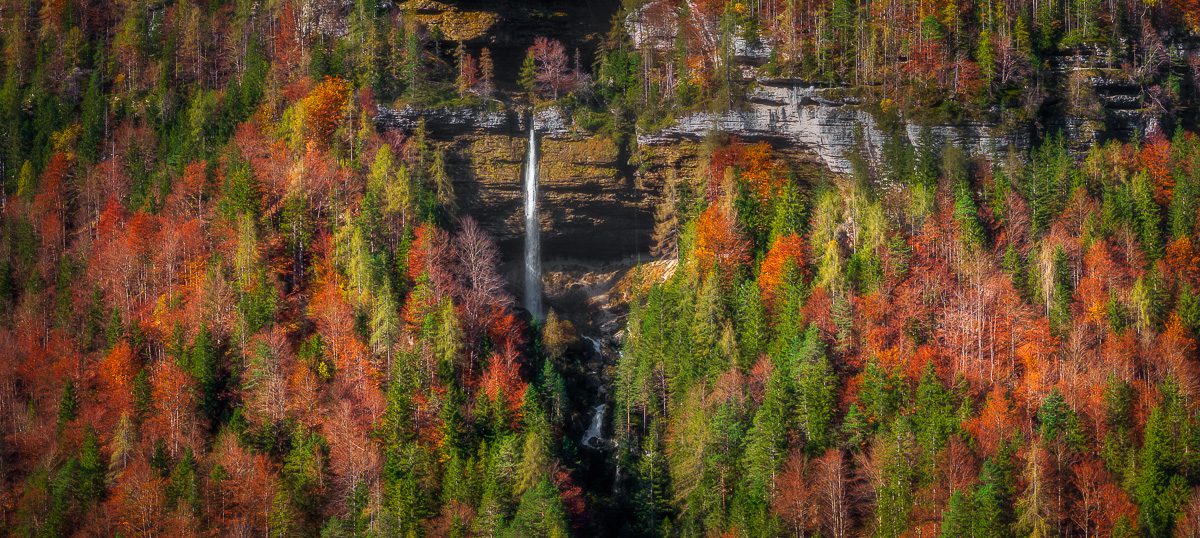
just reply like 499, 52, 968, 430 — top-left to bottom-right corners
303, 76, 351, 146
758, 233, 805, 311
5, 0, 1200, 535
694, 203, 751, 284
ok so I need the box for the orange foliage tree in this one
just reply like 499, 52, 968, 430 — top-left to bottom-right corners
758, 233, 805, 312
1140, 133, 1175, 204
694, 203, 751, 285
479, 345, 527, 426
99, 341, 138, 412
706, 140, 783, 201
1164, 236, 1200, 287
107, 459, 165, 537
303, 76, 351, 146
740, 142, 784, 201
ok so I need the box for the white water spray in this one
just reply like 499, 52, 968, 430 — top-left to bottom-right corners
523, 122, 543, 321
582, 404, 606, 449
582, 336, 603, 356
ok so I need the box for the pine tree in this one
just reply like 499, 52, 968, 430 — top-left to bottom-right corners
1049, 248, 1073, 335
687, 277, 724, 391
1134, 381, 1194, 537
431, 148, 455, 212
977, 27, 996, 90
1133, 170, 1164, 259
168, 448, 201, 514
793, 327, 837, 452
506, 478, 570, 537
15, 160, 33, 201
370, 289, 400, 374
518, 48, 537, 97
954, 174, 987, 250
79, 71, 105, 163
515, 405, 553, 495
56, 379, 78, 430
1026, 135, 1074, 237
634, 422, 672, 534
78, 427, 105, 504
733, 281, 767, 369
972, 451, 1017, 536
741, 360, 791, 504
187, 325, 222, 424
401, 15, 424, 100
911, 365, 961, 472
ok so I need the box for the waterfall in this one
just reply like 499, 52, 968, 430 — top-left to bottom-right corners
582, 336, 603, 356
523, 122, 543, 321
582, 404, 606, 449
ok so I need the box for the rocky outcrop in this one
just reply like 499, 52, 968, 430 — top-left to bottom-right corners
373, 104, 570, 135
1043, 47, 1169, 151
400, 1, 501, 42
638, 82, 1031, 174
631, 53, 1170, 174
375, 105, 516, 133
369, 41, 1174, 264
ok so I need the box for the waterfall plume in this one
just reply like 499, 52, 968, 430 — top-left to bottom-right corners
523, 121, 543, 321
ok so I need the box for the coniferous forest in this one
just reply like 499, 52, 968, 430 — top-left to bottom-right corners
3, 0, 1200, 536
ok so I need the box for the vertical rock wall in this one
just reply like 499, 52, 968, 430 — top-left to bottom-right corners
440, 129, 662, 261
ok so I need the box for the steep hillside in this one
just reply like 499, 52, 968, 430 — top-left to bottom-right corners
2, 0, 1200, 536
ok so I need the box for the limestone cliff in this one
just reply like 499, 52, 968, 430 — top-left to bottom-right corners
422, 121, 659, 262
637, 82, 1029, 175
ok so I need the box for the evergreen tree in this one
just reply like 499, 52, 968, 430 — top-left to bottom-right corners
733, 281, 767, 370
1134, 381, 1194, 537
168, 448, 202, 514
634, 422, 673, 535
1049, 248, 1073, 335
78, 427, 105, 504
1025, 135, 1074, 237
1132, 170, 1164, 259
186, 325, 222, 425
977, 27, 996, 90
792, 327, 837, 452
519, 49, 537, 97
282, 426, 330, 529
505, 478, 570, 537
56, 379, 78, 430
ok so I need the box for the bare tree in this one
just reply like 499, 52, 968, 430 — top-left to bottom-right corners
815, 449, 850, 538
453, 217, 512, 343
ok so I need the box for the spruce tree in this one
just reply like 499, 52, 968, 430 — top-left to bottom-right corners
518, 49, 537, 98
56, 379, 78, 430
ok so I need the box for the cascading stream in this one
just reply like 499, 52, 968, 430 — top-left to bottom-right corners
523, 122, 543, 321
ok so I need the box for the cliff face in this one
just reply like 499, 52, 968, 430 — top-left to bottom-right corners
638, 83, 1030, 174
424, 121, 659, 262
633, 63, 1171, 174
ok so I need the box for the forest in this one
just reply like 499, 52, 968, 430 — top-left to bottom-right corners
1, 0, 1200, 536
